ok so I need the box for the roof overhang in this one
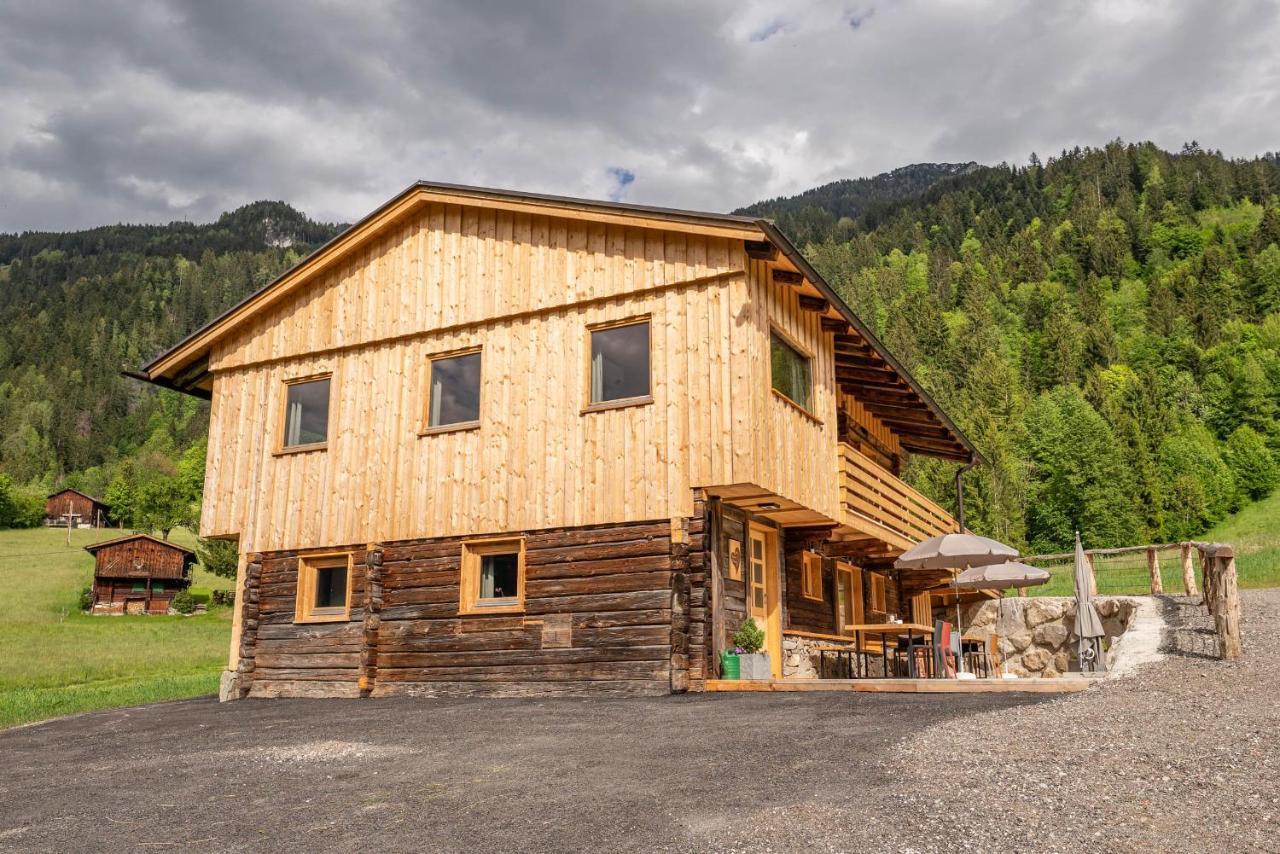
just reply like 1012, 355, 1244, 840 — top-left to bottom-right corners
130, 181, 978, 463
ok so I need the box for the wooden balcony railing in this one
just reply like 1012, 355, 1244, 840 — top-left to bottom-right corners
839, 442, 959, 547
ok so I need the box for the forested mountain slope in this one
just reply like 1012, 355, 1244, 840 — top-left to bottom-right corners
735, 161, 978, 246
800, 141, 1280, 551
2, 143, 1279, 556
0, 202, 343, 529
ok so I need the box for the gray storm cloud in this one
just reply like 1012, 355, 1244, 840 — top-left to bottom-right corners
1, 0, 1277, 231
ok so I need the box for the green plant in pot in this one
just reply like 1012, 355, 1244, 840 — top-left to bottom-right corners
732, 618, 770, 680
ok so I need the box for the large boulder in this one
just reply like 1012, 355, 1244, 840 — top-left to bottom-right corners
1033, 623, 1069, 649
1021, 648, 1050, 671
1006, 631, 1033, 652
1024, 598, 1067, 627
1053, 651, 1071, 673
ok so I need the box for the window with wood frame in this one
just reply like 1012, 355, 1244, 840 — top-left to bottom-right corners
801, 551, 823, 601
459, 538, 526, 615
834, 562, 864, 631
587, 319, 651, 408
424, 349, 482, 431
281, 375, 331, 450
770, 330, 812, 411
868, 572, 887, 613
295, 552, 354, 623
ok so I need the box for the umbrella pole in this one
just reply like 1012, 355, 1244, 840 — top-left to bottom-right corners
953, 566, 967, 674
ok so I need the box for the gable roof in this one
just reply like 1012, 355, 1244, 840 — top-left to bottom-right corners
47, 487, 108, 507
131, 181, 978, 463
84, 533, 196, 558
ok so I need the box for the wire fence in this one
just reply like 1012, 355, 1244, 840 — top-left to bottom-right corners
1022, 544, 1201, 598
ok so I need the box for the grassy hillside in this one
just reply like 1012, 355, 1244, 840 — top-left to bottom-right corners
1202, 487, 1280, 589
0, 526, 232, 729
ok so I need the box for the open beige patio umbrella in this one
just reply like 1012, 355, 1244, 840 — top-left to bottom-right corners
896, 533, 1020, 674
947, 561, 1052, 677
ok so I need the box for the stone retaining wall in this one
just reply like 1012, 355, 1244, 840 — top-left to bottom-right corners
781, 596, 1139, 679
955, 596, 1138, 677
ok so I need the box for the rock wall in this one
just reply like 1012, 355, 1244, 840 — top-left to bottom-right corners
954, 596, 1138, 677
782, 634, 857, 679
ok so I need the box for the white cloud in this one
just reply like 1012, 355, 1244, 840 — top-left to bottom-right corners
0, 0, 1277, 231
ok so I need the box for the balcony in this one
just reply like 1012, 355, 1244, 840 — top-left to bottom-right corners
839, 442, 959, 550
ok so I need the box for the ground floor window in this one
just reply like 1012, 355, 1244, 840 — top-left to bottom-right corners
295, 552, 354, 623
459, 538, 526, 614
801, 551, 823, 601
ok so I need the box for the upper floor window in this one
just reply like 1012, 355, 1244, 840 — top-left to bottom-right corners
282, 375, 331, 450
588, 319, 651, 408
770, 331, 811, 412
426, 349, 482, 431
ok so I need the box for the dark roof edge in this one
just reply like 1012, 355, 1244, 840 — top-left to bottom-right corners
83, 532, 197, 556
46, 487, 108, 505
754, 219, 983, 465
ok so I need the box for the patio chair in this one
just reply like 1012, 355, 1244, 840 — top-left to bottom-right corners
932, 620, 958, 678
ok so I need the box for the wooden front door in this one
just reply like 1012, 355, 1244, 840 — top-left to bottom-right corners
746, 524, 782, 679
835, 562, 864, 635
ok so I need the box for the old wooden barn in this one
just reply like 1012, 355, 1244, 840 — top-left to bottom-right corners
132, 182, 978, 699
86, 534, 195, 615
45, 488, 111, 528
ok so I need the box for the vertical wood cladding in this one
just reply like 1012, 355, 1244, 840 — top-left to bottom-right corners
242, 520, 679, 698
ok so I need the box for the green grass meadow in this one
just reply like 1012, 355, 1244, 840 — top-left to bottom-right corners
1026, 489, 1280, 597
0, 526, 233, 729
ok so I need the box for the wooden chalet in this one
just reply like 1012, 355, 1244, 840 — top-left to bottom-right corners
131, 181, 978, 699
45, 488, 111, 528
86, 534, 195, 614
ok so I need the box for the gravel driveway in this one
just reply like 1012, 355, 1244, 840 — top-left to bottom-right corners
1, 591, 1273, 853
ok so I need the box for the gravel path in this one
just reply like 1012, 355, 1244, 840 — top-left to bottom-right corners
883, 589, 1280, 853
0, 592, 1271, 852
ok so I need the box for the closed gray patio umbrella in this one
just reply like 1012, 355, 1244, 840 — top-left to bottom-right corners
1074, 531, 1107, 672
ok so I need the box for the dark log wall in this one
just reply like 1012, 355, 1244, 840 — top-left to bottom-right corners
248, 547, 369, 699
240, 519, 683, 699
783, 531, 837, 635
91, 581, 179, 614
45, 491, 102, 524
93, 540, 189, 580
713, 504, 749, 664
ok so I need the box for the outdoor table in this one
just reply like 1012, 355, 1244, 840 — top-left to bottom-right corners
842, 623, 935, 678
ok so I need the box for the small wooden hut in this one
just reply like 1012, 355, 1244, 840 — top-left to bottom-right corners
86, 534, 195, 615
45, 488, 111, 528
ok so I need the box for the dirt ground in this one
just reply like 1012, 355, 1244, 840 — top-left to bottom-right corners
4, 592, 1273, 853
0, 690, 1036, 852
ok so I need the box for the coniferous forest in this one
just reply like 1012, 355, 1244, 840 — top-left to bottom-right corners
2, 141, 1279, 553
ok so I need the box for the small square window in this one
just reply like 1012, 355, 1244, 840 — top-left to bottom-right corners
295, 553, 353, 623
132, 580, 145, 592
801, 551, 823, 602
427, 350, 481, 429
589, 321, 650, 405
283, 377, 331, 448
460, 539, 525, 614
770, 332, 811, 411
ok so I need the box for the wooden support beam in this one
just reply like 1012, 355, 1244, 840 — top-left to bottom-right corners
744, 240, 778, 260
1147, 547, 1163, 594
797, 294, 829, 313
771, 268, 804, 286
820, 316, 851, 333
1180, 543, 1199, 597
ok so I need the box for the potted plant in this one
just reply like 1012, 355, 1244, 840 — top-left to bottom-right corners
732, 618, 771, 680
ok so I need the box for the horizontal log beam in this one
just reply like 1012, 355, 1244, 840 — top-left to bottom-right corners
797, 294, 829, 312
744, 240, 778, 260
771, 268, 804, 286
821, 316, 851, 333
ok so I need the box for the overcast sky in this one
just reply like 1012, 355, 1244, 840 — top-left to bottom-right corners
2, 0, 1278, 232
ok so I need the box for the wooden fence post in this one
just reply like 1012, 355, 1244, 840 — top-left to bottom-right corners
1147, 547, 1163, 594
1214, 547, 1242, 660
1179, 543, 1199, 597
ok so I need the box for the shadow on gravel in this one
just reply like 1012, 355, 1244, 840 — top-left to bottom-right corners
1156, 594, 1220, 660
